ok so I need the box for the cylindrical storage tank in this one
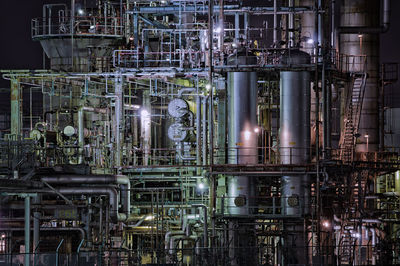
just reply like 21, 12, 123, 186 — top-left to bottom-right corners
226, 53, 258, 215
340, 0, 380, 152
280, 71, 311, 216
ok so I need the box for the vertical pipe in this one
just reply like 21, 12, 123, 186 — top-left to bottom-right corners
142, 90, 151, 165
208, 0, 214, 166
218, 0, 224, 51
243, 13, 249, 41
71, 0, 75, 70
288, 0, 294, 48
114, 75, 123, 167
33, 196, 41, 253
273, 0, 277, 45
202, 96, 208, 165
318, 0, 323, 51
395, 171, 400, 195
24, 196, 31, 266
196, 96, 202, 167
322, 63, 327, 156
10, 79, 21, 139
380, 63, 385, 151
235, 13, 239, 43
78, 107, 84, 164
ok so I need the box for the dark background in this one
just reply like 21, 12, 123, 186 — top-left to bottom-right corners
0, 0, 399, 105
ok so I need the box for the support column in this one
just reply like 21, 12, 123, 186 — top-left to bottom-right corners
25, 196, 31, 266
33, 196, 41, 253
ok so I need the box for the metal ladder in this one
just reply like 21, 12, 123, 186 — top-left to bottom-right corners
339, 230, 355, 264
340, 73, 367, 163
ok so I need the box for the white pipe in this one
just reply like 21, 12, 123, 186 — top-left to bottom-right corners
192, 204, 208, 248
370, 228, 376, 265
78, 107, 84, 164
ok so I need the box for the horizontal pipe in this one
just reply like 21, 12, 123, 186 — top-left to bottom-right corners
128, 5, 311, 15
41, 175, 130, 221
0, 227, 85, 239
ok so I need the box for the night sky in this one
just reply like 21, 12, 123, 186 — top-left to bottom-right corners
0, 0, 399, 105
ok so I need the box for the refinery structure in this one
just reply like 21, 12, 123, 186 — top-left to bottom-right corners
0, 0, 400, 265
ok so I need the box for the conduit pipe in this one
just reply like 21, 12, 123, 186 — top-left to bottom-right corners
41, 175, 130, 221
165, 231, 185, 253
338, 0, 390, 34
192, 204, 208, 248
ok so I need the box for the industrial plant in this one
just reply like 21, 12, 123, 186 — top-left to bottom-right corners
0, 0, 399, 265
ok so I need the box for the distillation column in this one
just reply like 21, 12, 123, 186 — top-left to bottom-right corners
280, 66, 311, 263
226, 54, 258, 265
340, 0, 380, 152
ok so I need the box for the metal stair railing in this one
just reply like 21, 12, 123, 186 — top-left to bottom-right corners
339, 72, 367, 163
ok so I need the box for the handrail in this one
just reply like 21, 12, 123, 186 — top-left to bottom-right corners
55, 239, 64, 266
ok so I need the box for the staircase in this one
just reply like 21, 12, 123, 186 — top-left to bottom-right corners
340, 73, 367, 163
339, 230, 355, 265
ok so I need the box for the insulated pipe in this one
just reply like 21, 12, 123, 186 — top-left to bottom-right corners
288, 0, 294, 47
273, 0, 277, 45
114, 75, 123, 166
300, 0, 316, 55
78, 107, 84, 164
192, 204, 208, 248
196, 96, 202, 166
202, 96, 208, 165
178, 87, 196, 98
56, 187, 124, 222
41, 175, 130, 220
338, 0, 390, 34
165, 231, 185, 253
370, 228, 376, 265
169, 235, 197, 255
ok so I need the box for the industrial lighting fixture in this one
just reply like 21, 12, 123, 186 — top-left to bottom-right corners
161, 0, 167, 3
322, 221, 330, 228
307, 38, 314, 44
214, 27, 222, 33
77, 9, 85, 15
198, 183, 205, 190
232, 43, 237, 48
140, 109, 150, 119
205, 84, 212, 90
145, 215, 154, 221
351, 232, 361, 238
254, 127, 260, 133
